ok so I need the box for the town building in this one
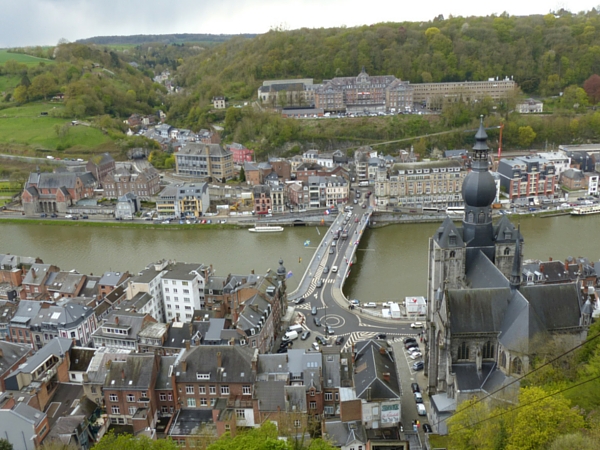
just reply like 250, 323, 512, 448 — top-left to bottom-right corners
258, 79, 316, 108
375, 160, 466, 210
45, 270, 87, 300
27, 302, 97, 349
536, 152, 571, 177
175, 143, 234, 181
212, 96, 226, 109
115, 193, 139, 220
286, 182, 309, 210
125, 261, 169, 322
0, 400, 50, 450
497, 155, 557, 203
0, 254, 39, 288
425, 121, 589, 431
102, 166, 160, 199
252, 185, 272, 215
412, 78, 517, 109
0, 341, 32, 391
307, 176, 349, 209
21, 264, 60, 300
517, 98, 544, 113
22, 172, 97, 215
85, 153, 116, 187
156, 183, 210, 219
161, 262, 213, 321
98, 271, 130, 299
226, 143, 254, 164
91, 312, 156, 351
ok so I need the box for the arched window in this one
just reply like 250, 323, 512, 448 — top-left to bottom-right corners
483, 341, 494, 359
478, 211, 485, 223
504, 247, 511, 256
449, 250, 456, 258
500, 351, 507, 368
512, 357, 523, 375
458, 342, 469, 360
468, 211, 474, 223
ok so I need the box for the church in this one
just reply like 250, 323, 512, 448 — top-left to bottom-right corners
425, 119, 593, 415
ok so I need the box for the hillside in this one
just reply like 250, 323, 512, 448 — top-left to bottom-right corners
75, 33, 257, 46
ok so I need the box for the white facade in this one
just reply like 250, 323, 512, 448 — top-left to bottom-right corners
588, 173, 599, 196
537, 152, 571, 177
126, 267, 166, 322
162, 269, 207, 322
405, 296, 427, 316
316, 154, 334, 168
57, 313, 98, 347
362, 400, 400, 428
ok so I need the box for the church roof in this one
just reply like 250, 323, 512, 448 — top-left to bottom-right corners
494, 216, 522, 243
447, 288, 511, 334
434, 217, 464, 248
465, 250, 510, 289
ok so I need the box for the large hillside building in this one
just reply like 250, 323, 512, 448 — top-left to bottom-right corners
425, 119, 590, 422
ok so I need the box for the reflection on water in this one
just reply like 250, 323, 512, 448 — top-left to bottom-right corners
1, 214, 598, 300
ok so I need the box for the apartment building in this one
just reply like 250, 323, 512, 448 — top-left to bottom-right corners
375, 160, 466, 209
161, 262, 212, 321
102, 166, 161, 199
91, 312, 157, 351
175, 143, 234, 181
307, 176, 349, 209
156, 183, 210, 219
412, 78, 517, 109
497, 156, 557, 202
125, 261, 169, 322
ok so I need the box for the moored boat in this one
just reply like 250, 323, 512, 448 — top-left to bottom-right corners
571, 205, 600, 216
248, 224, 284, 232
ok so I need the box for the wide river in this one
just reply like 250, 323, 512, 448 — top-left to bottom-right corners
0, 215, 597, 302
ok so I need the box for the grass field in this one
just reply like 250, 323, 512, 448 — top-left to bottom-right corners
0, 50, 54, 66
0, 102, 111, 150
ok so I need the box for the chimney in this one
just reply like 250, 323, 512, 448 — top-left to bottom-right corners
540, 264, 544, 272
217, 351, 222, 368
382, 372, 390, 382
121, 369, 125, 381
251, 270, 255, 275
549, 256, 553, 262
115, 316, 119, 325
181, 359, 187, 372
379, 346, 386, 355
185, 340, 190, 351
188, 323, 193, 336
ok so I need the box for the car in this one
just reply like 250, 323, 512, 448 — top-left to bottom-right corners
280, 340, 292, 348
349, 299, 360, 306
81, 215, 88, 219
316, 279, 323, 288
162, 220, 170, 224
405, 342, 419, 350
331, 266, 338, 273
376, 333, 387, 340
314, 317, 321, 327
335, 336, 344, 345
422, 423, 432, 433
403, 337, 417, 344
276, 347, 288, 353
355, 217, 359, 222
65, 214, 73, 219
326, 326, 335, 335
413, 361, 424, 371
40, 213, 47, 218
294, 298, 305, 305
311, 306, 318, 315
410, 352, 422, 360
323, 265, 329, 274
315, 335, 327, 345
417, 404, 427, 416
382, 302, 390, 307
414, 392, 423, 403
71, 216, 79, 220
50, 213, 57, 218
329, 247, 334, 254
407, 346, 421, 355
362, 203, 367, 208
301, 330, 311, 340
312, 342, 320, 351
411, 383, 420, 393
353, 199, 358, 204
365, 302, 377, 308
411, 322, 424, 329
145, 217, 153, 221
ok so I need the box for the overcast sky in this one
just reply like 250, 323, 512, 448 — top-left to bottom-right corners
0, 0, 596, 48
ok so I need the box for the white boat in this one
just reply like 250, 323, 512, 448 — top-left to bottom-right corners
571, 205, 600, 216
248, 224, 284, 233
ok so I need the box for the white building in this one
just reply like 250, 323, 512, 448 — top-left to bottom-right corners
125, 260, 169, 322
537, 152, 571, 177
517, 98, 543, 113
161, 262, 212, 321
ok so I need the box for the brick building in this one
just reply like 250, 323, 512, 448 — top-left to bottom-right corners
22, 172, 97, 215
103, 166, 161, 199
497, 156, 557, 202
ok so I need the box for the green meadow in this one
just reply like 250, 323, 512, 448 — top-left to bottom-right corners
0, 50, 54, 66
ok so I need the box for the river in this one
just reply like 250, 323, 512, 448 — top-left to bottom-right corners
0, 215, 597, 302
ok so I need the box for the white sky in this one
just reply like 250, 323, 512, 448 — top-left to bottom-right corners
0, 0, 594, 48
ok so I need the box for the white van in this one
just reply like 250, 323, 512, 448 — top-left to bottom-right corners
287, 324, 303, 334
283, 331, 299, 341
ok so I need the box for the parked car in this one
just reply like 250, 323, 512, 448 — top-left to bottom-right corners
417, 403, 427, 416
50, 213, 57, 218
405, 342, 419, 350
411, 322, 424, 328
410, 352, 422, 360
81, 215, 88, 219
422, 423, 433, 433
376, 333, 387, 340
301, 330, 311, 340
311, 306, 318, 315
411, 383, 420, 393
326, 326, 335, 335
312, 342, 320, 351
404, 337, 417, 344
276, 347, 288, 353
65, 214, 73, 218
335, 336, 344, 345
408, 347, 421, 355
414, 392, 423, 403
314, 317, 321, 327
349, 299, 360, 306
315, 335, 327, 345
413, 361, 424, 371
71, 216, 79, 220
365, 302, 377, 308
40, 213, 47, 218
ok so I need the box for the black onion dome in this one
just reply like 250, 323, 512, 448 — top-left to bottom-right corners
462, 170, 497, 207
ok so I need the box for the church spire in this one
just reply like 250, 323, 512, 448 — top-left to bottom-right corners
510, 226, 522, 290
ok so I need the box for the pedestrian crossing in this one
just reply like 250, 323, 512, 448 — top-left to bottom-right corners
340, 331, 413, 351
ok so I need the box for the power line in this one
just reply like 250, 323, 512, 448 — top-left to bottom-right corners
449, 372, 600, 434
437, 330, 600, 426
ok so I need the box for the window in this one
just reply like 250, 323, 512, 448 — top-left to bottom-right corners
324, 406, 334, 415
310, 401, 317, 409
127, 394, 135, 402
236, 409, 245, 419
209, 386, 216, 395
325, 393, 333, 401
504, 247, 511, 256
200, 398, 207, 406
186, 385, 194, 394
199, 386, 206, 394
335, 393, 339, 401
221, 386, 229, 395
483, 341, 495, 359
111, 405, 120, 414
197, 373, 210, 380
168, 393, 173, 401
129, 407, 137, 415
512, 357, 523, 375
243, 385, 251, 395
187, 398, 196, 407
109, 394, 118, 402
294, 420, 301, 428
458, 342, 469, 360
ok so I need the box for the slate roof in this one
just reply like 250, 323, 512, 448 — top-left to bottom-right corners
0, 341, 31, 378
175, 346, 255, 384
493, 216, 522, 243
11, 402, 47, 426
45, 271, 86, 296
353, 340, 400, 400
164, 321, 210, 348
22, 264, 54, 286
156, 356, 177, 390
465, 251, 510, 289
284, 385, 307, 412
27, 172, 78, 189
169, 409, 214, 437
453, 362, 496, 392
521, 283, 582, 330
255, 380, 286, 411
12, 337, 73, 376
325, 421, 367, 448
104, 354, 155, 389
98, 271, 128, 287
446, 288, 511, 334
433, 217, 464, 249
44, 383, 84, 428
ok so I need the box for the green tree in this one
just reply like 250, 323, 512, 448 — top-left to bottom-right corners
94, 432, 178, 449
561, 85, 589, 111
12, 85, 29, 104
518, 125, 537, 148
0, 438, 13, 450
239, 166, 246, 182
506, 387, 585, 450
31, 73, 58, 100
207, 422, 287, 450
549, 433, 598, 450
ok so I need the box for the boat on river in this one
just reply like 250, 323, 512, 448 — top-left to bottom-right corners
248, 224, 284, 233
571, 205, 600, 216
